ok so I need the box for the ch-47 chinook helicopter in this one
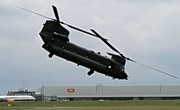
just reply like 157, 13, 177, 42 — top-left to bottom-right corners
18, 5, 178, 80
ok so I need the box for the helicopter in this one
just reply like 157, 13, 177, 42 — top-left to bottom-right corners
17, 5, 178, 80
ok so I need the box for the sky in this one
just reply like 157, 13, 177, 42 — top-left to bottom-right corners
0, 0, 180, 95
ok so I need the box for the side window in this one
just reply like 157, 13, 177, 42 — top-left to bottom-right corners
108, 62, 115, 69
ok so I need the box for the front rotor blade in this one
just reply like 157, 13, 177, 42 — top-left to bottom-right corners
17, 6, 53, 20
61, 22, 97, 37
52, 5, 60, 21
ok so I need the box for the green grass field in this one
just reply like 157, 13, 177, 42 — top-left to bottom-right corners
1, 100, 180, 110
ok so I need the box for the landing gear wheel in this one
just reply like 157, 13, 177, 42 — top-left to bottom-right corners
48, 53, 54, 58
87, 69, 94, 76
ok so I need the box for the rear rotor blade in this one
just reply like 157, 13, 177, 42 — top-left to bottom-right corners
90, 29, 177, 79
52, 5, 60, 21
91, 29, 124, 57
135, 61, 178, 79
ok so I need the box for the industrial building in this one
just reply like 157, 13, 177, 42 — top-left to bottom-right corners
36, 84, 180, 101
7, 89, 36, 96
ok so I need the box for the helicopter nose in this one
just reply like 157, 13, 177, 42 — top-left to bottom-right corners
39, 32, 52, 43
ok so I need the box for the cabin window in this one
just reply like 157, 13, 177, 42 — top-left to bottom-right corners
108, 65, 112, 69
108, 63, 115, 69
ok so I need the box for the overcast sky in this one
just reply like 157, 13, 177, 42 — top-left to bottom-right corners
0, 0, 180, 95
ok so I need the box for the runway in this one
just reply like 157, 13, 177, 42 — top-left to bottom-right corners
1, 106, 180, 110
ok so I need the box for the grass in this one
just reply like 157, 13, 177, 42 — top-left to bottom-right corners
1, 100, 180, 110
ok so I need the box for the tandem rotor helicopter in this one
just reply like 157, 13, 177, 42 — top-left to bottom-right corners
18, 5, 178, 80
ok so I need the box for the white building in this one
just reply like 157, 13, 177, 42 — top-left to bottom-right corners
36, 85, 180, 101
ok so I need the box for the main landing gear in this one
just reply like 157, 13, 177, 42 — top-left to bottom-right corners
48, 52, 54, 58
87, 69, 94, 76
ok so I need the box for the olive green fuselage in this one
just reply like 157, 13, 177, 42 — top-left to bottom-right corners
39, 20, 128, 80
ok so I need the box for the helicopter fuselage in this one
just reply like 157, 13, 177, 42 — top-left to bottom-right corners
39, 20, 128, 80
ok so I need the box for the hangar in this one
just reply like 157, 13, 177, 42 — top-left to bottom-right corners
36, 84, 180, 101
